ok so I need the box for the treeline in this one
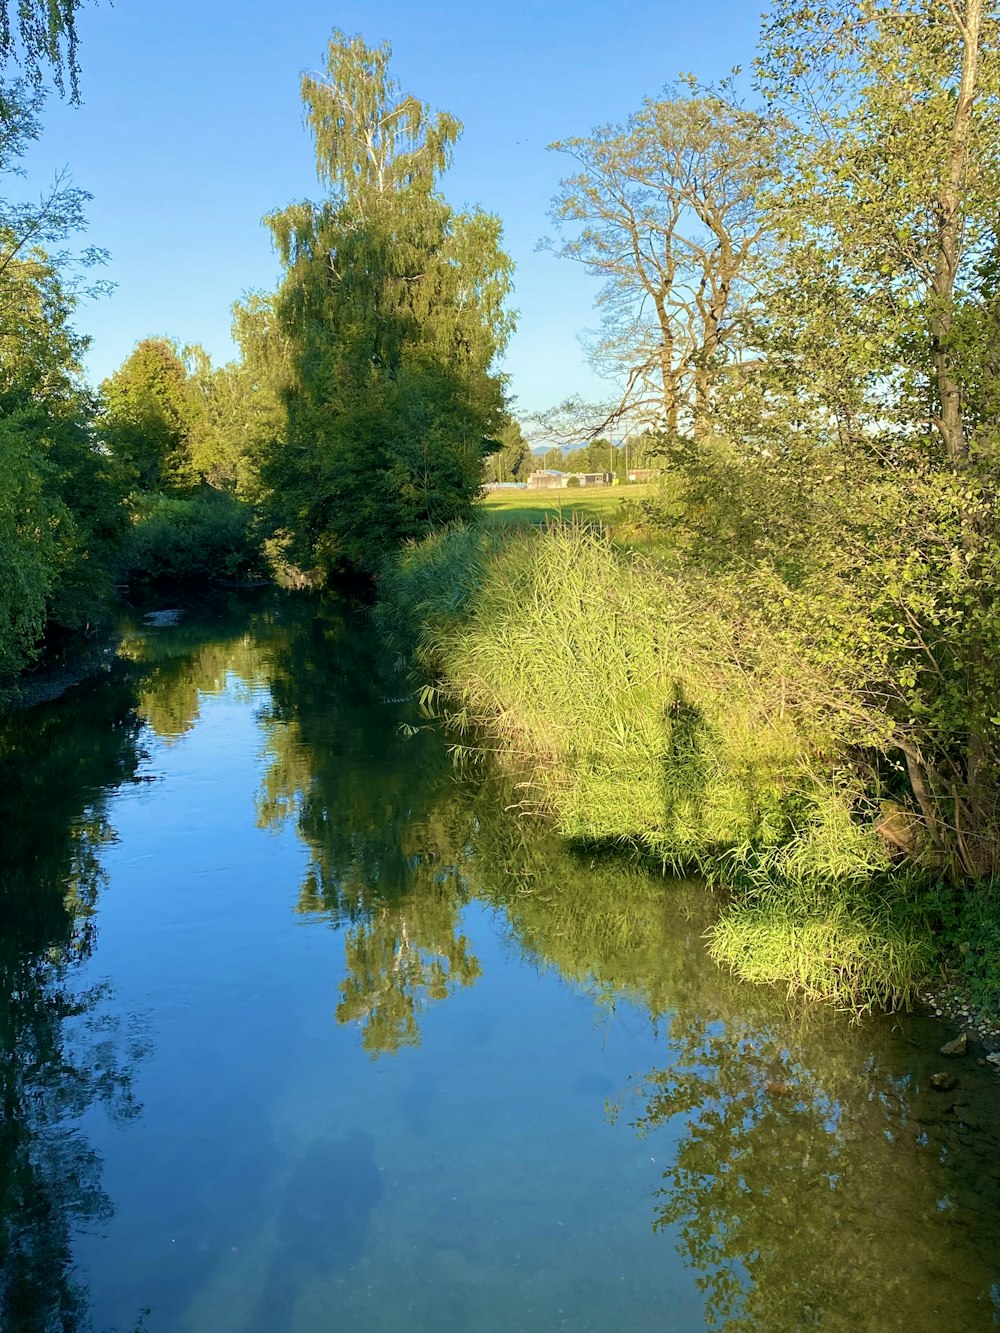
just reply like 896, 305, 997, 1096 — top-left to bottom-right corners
384, 0, 1000, 1010
0, 22, 518, 679
528, 437, 660, 480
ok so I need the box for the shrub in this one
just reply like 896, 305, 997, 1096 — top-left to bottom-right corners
125, 490, 262, 586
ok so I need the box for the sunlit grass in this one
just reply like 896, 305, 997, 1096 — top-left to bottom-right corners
476, 483, 673, 557
379, 523, 939, 1013
477, 483, 648, 527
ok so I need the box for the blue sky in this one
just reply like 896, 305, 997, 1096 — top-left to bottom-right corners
22, 0, 764, 420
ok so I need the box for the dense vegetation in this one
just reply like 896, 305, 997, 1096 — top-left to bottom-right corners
0, 28, 514, 678
254, 31, 513, 577
380, 0, 1000, 1012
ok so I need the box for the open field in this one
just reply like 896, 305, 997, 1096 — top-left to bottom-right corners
477, 483, 649, 528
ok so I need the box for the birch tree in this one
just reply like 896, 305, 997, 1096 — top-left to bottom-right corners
262, 31, 514, 575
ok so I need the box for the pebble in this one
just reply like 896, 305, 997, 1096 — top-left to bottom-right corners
929, 1071, 959, 1091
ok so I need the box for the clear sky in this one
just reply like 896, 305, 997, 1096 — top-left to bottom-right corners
21, 0, 765, 420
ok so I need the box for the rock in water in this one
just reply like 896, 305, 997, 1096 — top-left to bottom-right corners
929, 1071, 958, 1092
940, 1033, 968, 1057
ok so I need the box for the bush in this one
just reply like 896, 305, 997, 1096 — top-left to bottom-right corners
125, 490, 262, 586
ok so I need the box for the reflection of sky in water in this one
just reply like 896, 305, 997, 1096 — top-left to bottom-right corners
6, 596, 1000, 1332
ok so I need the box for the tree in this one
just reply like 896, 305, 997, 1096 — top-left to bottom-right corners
0, 78, 107, 301
0, 239, 125, 672
181, 342, 266, 496
547, 88, 776, 439
745, 0, 1000, 876
0, 1, 91, 101
100, 338, 200, 493
483, 416, 531, 483
0, 62, 121, 674
260, 30, 514, 576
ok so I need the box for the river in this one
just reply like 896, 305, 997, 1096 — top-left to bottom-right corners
2, 590, 999, 1332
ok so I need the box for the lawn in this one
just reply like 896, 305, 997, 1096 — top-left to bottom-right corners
476, 484, 649, 528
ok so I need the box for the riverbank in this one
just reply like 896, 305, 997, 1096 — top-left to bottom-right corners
0, 630, 121, 711
378, 522, 998, 1017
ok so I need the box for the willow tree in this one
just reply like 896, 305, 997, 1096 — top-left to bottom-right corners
0, 0, 89, 99
547, 89, 776, 439
262, 31, 514, 577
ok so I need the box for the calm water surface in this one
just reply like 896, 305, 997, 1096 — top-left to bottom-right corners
3, 592, 1000, 1332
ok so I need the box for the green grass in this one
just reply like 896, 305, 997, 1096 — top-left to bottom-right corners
477, 484, 649, 528
379, 522, 943, 1014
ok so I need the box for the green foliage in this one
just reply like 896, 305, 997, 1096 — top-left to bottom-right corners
708, 876, 937, 1013
380, 523, 949, 1010
125, 491, 260, 586
0, 1, 88, 100
738, 0, 1000, 877
183, 341, 270, 497
483, 417, 531, 483
0, 239, 126, 675
382, 526, 869, 862
100, 338, 201, 493
0, 416, 54, 674
257, 30, 514, 577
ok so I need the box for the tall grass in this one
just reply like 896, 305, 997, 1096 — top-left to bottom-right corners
378, 522, 938, 1011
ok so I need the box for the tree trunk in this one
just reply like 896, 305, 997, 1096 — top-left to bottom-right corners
922, 0, 997, 873
929, 0, 981, 465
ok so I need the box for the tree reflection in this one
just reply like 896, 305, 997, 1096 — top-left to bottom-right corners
0, 670, 149, 1332
118, 592, 282, 742
449, 773, 1000, 1330
255, 600, 482, 1055
112, 592, 1000, 1329
336, 883, 481, 1055
619, 1010, 1000, 1331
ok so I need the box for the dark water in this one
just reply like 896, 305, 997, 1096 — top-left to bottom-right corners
3, 592, 1000, 1333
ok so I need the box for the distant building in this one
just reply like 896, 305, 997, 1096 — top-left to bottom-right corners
626, 468, 660, 483
527, 470, 614, 489
527, 470, 568, 489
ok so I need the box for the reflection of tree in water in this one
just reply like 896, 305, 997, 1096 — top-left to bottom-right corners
118, 593, 1000, 1327
337, 884, 482, 1055
448, 774, 1000, 1331
255, 600, 482, 1055
619, 1011, 1000, 1332
0, 670, 149, 1332
118, 591, 285, 743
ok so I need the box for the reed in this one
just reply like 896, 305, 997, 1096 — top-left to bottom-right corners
379, 522, 939, 1011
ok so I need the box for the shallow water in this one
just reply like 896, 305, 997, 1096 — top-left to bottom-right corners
2, 591, 1000, 1332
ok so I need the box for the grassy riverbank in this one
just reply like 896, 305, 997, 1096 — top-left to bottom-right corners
378, 521, 977, 1014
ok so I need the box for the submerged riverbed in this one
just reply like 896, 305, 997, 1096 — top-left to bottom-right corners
3, 591, 1000, 1332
